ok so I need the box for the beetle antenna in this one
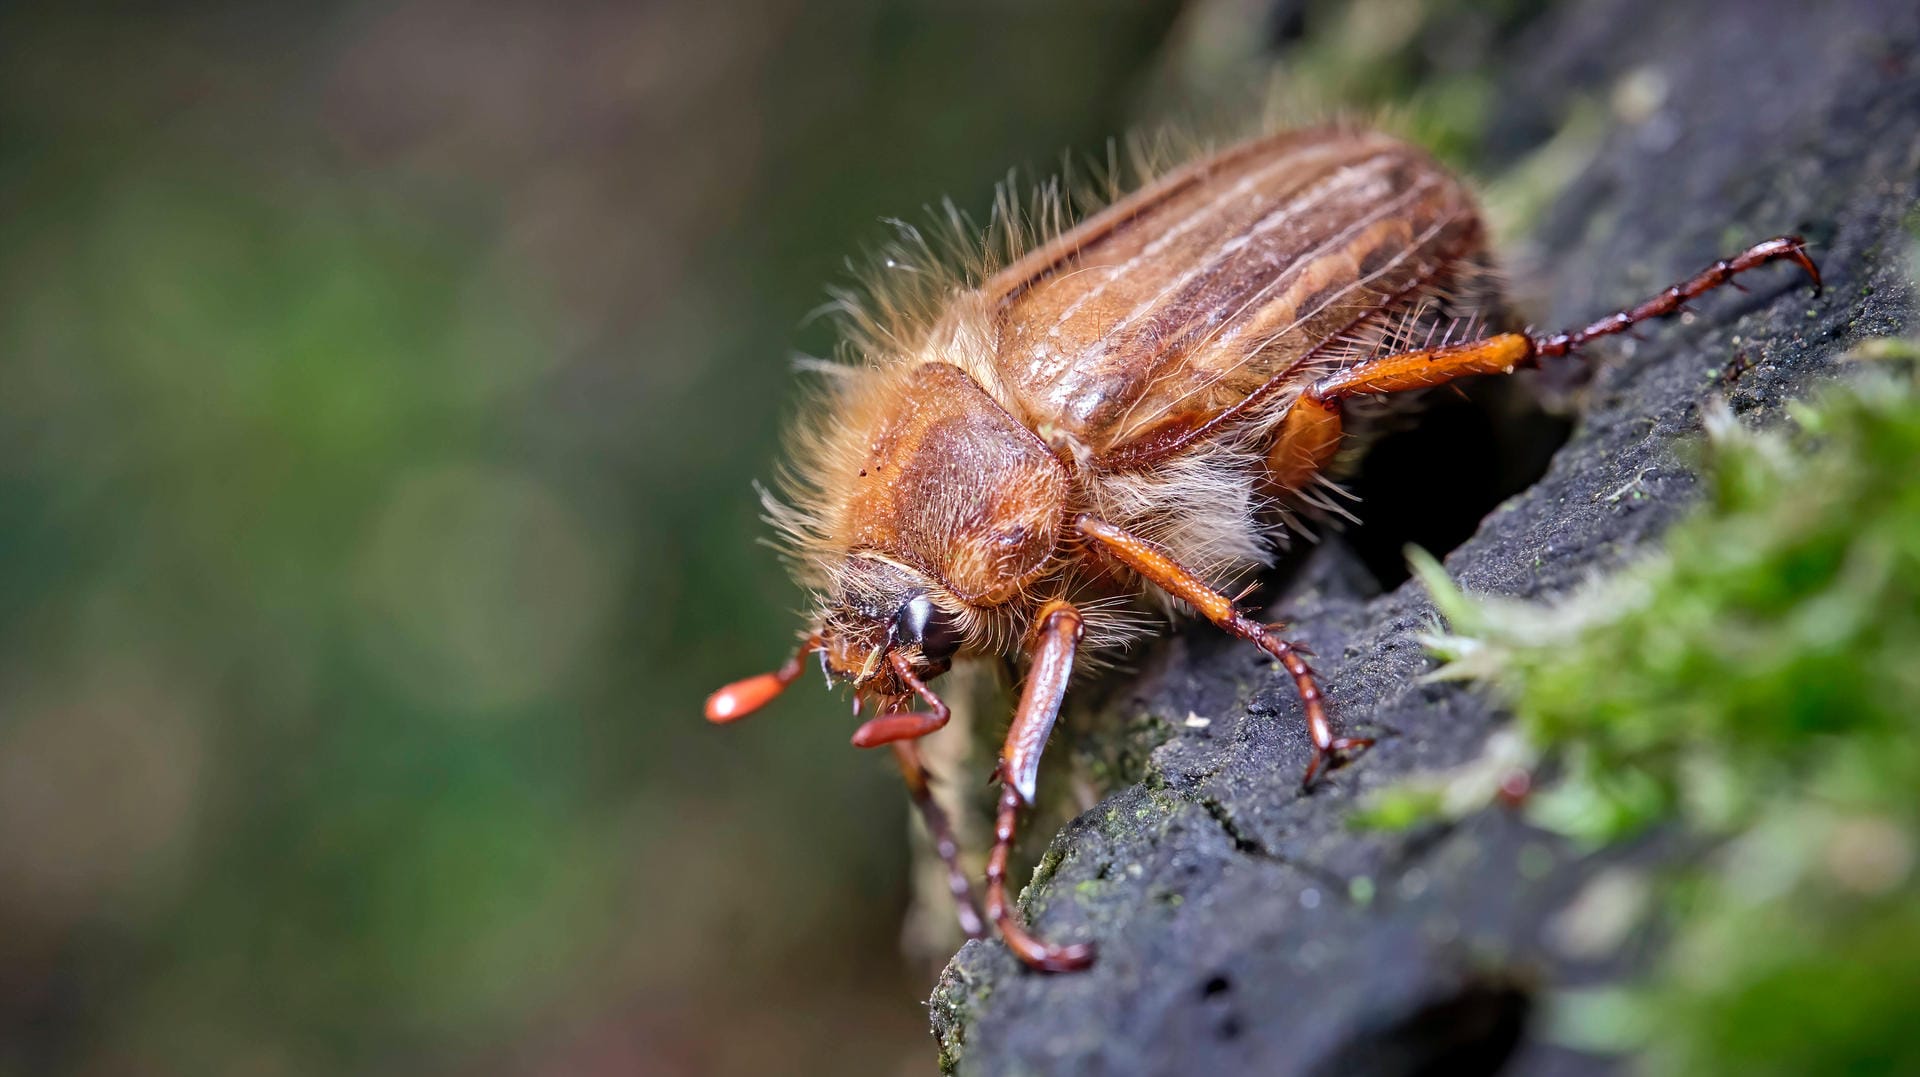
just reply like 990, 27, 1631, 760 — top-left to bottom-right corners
705, 635, 823, 723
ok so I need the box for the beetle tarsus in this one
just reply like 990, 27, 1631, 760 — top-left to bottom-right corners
1530, 234, 1821, 359
1303, 735, 1376, 790
986, 783, 1097, 972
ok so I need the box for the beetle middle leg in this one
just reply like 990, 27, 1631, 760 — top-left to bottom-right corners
1074, 515, 1370, 788
1268, 235, 1822, 487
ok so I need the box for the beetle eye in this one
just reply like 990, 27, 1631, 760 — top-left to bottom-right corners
892, 593, 962, 664
894, 594, 932, 645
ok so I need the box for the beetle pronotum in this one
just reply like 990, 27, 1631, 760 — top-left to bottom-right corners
704, 126, 1820, 972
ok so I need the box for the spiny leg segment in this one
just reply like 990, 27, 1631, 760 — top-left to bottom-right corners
1270, 236, 1822, 486
1530, 235, 1819, 359
890, 739, 985, 940
1074, 515, 1370, 787
986, 600, 1096, 972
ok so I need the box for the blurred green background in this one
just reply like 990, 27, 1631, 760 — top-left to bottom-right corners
0, 2, 1190, 1073
0, 1, 1554, 1072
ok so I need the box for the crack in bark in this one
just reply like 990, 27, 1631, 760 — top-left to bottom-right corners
1182, 787, 1355, 896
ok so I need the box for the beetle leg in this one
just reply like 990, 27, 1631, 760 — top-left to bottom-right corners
1265, 328, 1531, 491
1075, 515, 1370, 788
1527, 235, 1818, 358
986, 600, 1096, 972
1378, 235, 1814, 386
849, 651, 951, 747
1267, 237, 1821, 489
891, 739, 986, 940
1266, 388, 1348, 494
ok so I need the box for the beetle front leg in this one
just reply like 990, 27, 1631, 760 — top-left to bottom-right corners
1075, 515, 1370, 788
890, 738, 986, 940
985, 600, 1096, 973
848, 651, 951, 747
845, 655, 983, 939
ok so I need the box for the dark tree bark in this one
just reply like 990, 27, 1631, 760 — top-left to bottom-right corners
930, 1, 1920, 1073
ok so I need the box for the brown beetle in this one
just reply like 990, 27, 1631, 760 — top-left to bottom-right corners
705, 126, 1819, 972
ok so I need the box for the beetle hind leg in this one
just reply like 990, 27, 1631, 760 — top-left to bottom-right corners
1263, 235, 1822, 496
1265, 391, 1347, 497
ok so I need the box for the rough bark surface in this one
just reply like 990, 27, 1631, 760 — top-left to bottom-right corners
931, 2, 1920, 1073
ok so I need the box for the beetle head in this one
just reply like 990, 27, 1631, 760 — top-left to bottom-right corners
816, 554, 965, 695
704, 553, 967, 725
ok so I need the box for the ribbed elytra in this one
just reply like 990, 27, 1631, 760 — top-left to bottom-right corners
703, 125, 1822, 973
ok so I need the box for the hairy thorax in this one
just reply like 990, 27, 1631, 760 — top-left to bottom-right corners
837, 361, 1070, 610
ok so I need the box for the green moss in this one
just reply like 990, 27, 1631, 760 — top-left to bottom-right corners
1347, 786, 1447, 831
930, 978, 972, 1074
1029, 848, 1067, 890
1392, 368, 1920, 1073
1851, 336, 1920, 362
1419, 372, 1920, 837
1902, 201, 1920, 241
1640, 808, 1920, 1077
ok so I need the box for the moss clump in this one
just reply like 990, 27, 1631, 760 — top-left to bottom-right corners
1399, 367, 1920, 1074
1418, 370, 1920, 840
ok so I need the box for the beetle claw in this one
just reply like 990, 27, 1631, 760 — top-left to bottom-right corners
1300, 736, 1374, 789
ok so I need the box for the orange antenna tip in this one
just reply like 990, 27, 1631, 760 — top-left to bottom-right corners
704, 636, 821, 725
705, 673, 784, 723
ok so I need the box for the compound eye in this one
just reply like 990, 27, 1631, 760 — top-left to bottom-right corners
892, 593, 963, 664
892, 593, 932, 646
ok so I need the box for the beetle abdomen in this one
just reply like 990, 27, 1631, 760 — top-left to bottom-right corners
982, 127, 1490, 461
